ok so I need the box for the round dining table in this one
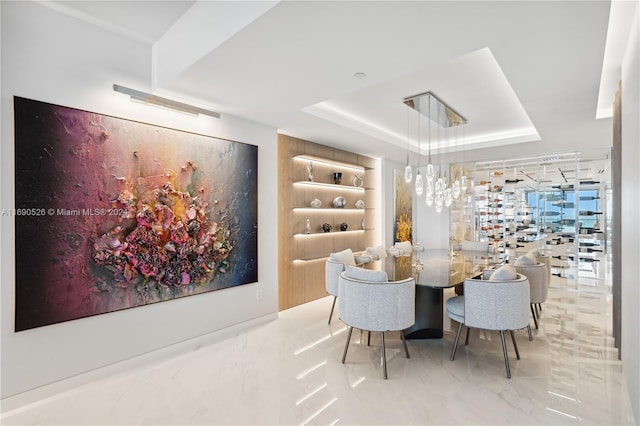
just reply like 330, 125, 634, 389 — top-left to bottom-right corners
382, 248, 503, 339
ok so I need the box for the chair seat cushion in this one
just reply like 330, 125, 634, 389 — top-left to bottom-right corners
446, 296, 465, 323
514, 253, 537, 266
344, 265, 388, 282
394, 241, 413, 254
330, 248, 356, 266
488, 264, 517, 281
365, 244, 388, 260
527, 248, 541, 257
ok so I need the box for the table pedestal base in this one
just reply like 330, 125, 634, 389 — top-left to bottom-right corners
404, 285, 444, 339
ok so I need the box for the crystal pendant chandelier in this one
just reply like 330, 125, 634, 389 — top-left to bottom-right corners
403, 91, 467, 209
404, 153, 412, 183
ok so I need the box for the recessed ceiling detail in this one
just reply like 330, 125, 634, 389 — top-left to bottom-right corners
304, 47, 540, 154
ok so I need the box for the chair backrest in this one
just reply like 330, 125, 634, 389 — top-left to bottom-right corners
325, 260, 346, 297
463, 274, 530, 331
514, 262, 548, 304
536, 254, 551, 286
338, 272, 415, 332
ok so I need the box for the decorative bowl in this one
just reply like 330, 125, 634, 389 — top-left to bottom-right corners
333, 196, 346, 208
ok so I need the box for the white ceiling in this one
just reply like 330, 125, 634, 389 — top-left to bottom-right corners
39, 0, 628, 183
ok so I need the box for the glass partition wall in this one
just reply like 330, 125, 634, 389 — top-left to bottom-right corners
453, 150, 611, 281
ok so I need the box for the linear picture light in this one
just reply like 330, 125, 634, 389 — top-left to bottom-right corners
113, 84, 220, 118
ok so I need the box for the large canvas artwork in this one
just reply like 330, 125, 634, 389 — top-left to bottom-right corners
13, 97, 258, 331
394, 169, 412, 243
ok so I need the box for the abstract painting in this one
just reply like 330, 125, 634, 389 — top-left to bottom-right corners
394, 169, 412, 243
13, 97, 258, 331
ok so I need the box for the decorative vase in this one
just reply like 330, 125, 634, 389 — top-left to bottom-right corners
322, 223, 332, 233
306, 162, 314, 181
332, 172, 342, 184
340, 222, 348, 231
333, 196, 346, 208
352, 173, 364, 188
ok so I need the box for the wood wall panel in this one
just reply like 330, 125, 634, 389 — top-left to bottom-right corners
278, 134, 379, 311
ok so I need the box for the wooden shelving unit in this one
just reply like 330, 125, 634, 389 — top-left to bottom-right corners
278, 134, 379, 310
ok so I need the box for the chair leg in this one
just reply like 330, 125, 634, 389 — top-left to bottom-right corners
534, 304, 540, 318
342, 326, 353, 364
465, 326, 470, 345
538, 303, 542, 312
328, 296, 337, 325
530, 305, 539, 329
401, 331, 410, 359
450, 322, 463, 361
367, 331, 371, 346
499, 330, 511, 379
381, 332, 388, 380
509, 330, 520, 360
527, 324, 533, 341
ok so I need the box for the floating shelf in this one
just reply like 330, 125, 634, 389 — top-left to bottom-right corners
293, 207, 365, 212
293, 251, 367, 262
293, 154, 365, 172
294, 230, 365, 237
293, 181, 365, 191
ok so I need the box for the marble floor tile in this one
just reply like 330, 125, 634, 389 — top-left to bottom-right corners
1, 271, 635, 425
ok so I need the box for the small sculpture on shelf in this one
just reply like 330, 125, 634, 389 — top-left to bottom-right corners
340, 222, 348, 231
352, 173, 364, 188
306, 161, 314, 182
305, 218, 311, 234
333, 196, 346, 208
332, 172, 342, 184
322, 223, 332, 233
355, 199, 365, 209
310, 198, 322, 208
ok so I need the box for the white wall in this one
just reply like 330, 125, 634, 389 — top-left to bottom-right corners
1, 1, 278, 400
620, 3, 640, 421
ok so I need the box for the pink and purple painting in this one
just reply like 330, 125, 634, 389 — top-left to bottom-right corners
13, 97, 258, 331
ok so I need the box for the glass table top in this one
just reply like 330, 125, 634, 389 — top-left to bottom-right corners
383, 248, 504, 288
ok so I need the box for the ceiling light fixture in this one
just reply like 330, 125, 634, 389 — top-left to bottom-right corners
353, 72, 367, 79
403, 91, 467, 211
113, 84, 220, 118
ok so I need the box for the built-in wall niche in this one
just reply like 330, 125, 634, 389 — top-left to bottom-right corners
278, 134, 380, 310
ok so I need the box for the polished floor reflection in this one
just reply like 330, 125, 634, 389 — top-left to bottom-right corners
2, 270, 635, 425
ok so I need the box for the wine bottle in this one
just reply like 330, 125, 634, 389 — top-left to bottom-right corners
552, 201, 574, 208
579, 211, 603, 216
552, 184, 574, 190
579, 196, 600, 201
579, 247, 603, 253
578, 257, 600, 262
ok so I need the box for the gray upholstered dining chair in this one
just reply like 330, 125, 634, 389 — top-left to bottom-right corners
325, 249, 371, 324
513, 254, 549, 330
446, 266, 530, 378
338, 267, 415, 379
